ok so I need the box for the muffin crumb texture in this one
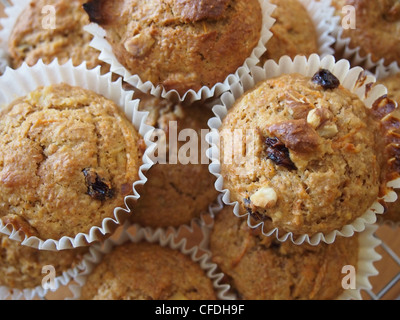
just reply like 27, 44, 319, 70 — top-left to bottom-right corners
83, 0, 262, 94
0, 84, 143, 239
80, 242, 217, 300
210, 207, 359, 300
220, 72, 385, 235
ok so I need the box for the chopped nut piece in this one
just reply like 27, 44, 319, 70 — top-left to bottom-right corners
267, 119, 320, 153
124, 32, 155, 57
307, 109, 322, 128
318, 122, 339, 138
169, 292, 189, 300
250, 187, 278, 209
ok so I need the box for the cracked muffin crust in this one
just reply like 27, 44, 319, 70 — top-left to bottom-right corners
0, 84, 143, 240
210, 206, 359, 300
8, 0, 109, 72
219, 71, 386, 236
80, 242, 217, 300
331, 0, 400, 66
83, 0, 263, 95
0, 234, 88, 290
129, 91, 218, 228
260, 0, 318, 64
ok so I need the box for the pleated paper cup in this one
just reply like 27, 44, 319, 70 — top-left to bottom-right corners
206, 53, 400, 245
327, 0, 400, 74
0, 60, 156, 251
84, 0, 276, 104
71, 222, 236, 300
299, 0, 336, 57
0, 240, 100, 300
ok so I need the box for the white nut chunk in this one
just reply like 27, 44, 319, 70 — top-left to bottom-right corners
318, 122, 338, 138
250, 187, 278, 209
306, 108, 322, 129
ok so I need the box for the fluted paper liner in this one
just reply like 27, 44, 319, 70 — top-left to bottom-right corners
206, 53, 400, 245
84, 0, 276, 103
0, 60, 156, 251
0, 243, 101, 300
325, 0, 400, 74
70, 222, 236, 300
298, 0, 336, 58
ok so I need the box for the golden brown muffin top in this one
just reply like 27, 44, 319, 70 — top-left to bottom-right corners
220, 71, 387, 236
261, 0, 318, 63
80, 242, 217, 300
83, 0, 262, 95
210, 206, 359, 300
0, 84, 143, 239
332, 0, 400, 66
8, 0, 108, 72
0, 234, 88, 290
129, 91, 218, 228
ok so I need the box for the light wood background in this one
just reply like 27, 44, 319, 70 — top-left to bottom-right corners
0, 1, 399, 300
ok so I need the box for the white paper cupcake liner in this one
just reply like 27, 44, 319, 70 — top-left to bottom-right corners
326, 0, 400, 74
84, 0, 276, 103
300, 0, 336, 58
70, 222, 236, 300
0, 242, 100, 300
0, 59, 156, 251
206, 53, 400, 245
337, 224, 382, 300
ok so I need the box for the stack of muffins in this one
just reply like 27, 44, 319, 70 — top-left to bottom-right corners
0, 0, 398, 300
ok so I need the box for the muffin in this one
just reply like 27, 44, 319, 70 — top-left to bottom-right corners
377, 72, 400, 224
80, 242, 217, 300
0, 234, 88, 291
129, 91, 218, 228
331, 0, 400, 66
210, 206, 359, 300
219, 70, 386, 236
83, 0, 263, 95
260, 0, 318, 63
0, 83, 144, 240
8, 0, 108, 72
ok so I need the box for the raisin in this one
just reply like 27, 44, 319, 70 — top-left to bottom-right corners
312, 69, 340, 90
83, 0, 107, 24
265, 137, 297, 170
83, 168, 114, 201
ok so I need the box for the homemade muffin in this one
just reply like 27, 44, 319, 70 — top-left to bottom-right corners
377, 72, 400, 223
83, 0, 263, 95
0, 84, 144, 240
331, 0, 400, 66
80, 242, 217, 300
8, 0, 108, 72
219, 70, 386, 236
260, 0, 318, 64
129, 91, 218, 228
0, 234, 88, 290
210, 206, 359, 300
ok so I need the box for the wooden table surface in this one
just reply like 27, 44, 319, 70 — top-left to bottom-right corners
0, 1, 399, 301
